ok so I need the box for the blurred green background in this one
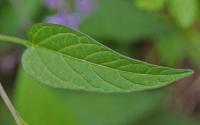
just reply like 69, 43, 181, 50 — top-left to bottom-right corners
1, 0, 200, 125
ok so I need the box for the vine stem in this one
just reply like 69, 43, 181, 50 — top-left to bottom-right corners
0, 82, 28, 125
0, 34, 28, 46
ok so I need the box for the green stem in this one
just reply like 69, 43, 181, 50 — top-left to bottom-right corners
0, 82, 28, 125
0, 34, 28, 47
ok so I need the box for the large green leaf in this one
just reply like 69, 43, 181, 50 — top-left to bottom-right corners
22, 23, 192, 93
14, 68, 165, 125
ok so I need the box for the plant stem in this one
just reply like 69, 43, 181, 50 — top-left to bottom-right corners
0, 82, 28, 125
0, 34, 28, 47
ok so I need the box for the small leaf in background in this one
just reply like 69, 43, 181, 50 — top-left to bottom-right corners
14, 68, 165, 125
80, 0, 169, 43
22, 23, 192, 93
0, 4, 20, 35
187, 32, 200, 67
134, 0, 166, 11
156, 31, 186, 66
168, 0, 198, 28
21, 0, 42, 20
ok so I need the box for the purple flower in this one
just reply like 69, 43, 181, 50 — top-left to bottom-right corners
44, 0, 95, 29
76, 0, 94, 14
46, 13, 80, 28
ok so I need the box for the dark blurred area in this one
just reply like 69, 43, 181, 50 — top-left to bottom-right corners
1, 0, 200, 125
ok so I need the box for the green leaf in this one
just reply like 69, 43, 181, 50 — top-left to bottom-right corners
187, 32, 200, 67
14, 68, 165, 125
136, 110, 200, 125
134, 0, 166, 11
0, 4, 20, 34
168, 0, 198, 28
80, 0, 169, 43
20, 0, 42, 20
14, 68, 76, 125
22, 23, 192, 93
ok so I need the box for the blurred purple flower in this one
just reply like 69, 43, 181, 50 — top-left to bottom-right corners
76, 0, 94, 14
46, 13, 80, 28
44, 0, 64, 9
45, 0, 95, 29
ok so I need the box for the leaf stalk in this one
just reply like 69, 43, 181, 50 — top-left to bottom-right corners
0, 34, 28, 46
